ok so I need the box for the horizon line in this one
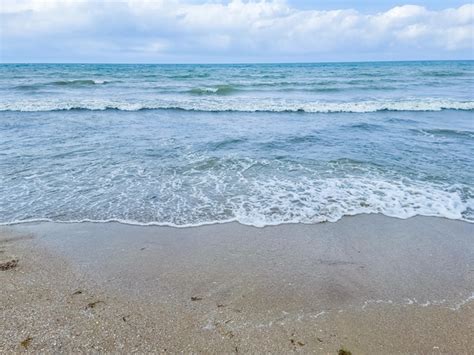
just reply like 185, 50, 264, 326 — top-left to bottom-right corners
1, 59, 473, 66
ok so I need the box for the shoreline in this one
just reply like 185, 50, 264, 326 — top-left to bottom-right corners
1, 214, 473, 352
1, 211, 473, 229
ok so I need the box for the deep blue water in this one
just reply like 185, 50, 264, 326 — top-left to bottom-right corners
0, 61, 473, 226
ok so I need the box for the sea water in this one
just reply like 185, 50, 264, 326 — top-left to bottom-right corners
0, 61, 473, 226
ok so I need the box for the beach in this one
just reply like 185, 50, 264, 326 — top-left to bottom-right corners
1, 61, 473, 353
1, 214, 473, 353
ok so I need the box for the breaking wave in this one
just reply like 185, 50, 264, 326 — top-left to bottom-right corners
188, 85, 239, 95
51, 79, 109, 86
1, 99, 473, 113
14, 79, 110, 90
1, 173, 472, 227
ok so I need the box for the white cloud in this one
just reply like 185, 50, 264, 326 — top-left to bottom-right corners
1, 0, 473, 62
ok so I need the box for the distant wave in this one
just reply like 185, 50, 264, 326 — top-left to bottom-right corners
169, 72, 211, 79
346, 122, 384, 130
420, 71, 468, 77
1, 99, 473, 113
52, 79, 109, 86
188, 85, 239, 95
14, 79, 110, 90
413, 128, 474, 139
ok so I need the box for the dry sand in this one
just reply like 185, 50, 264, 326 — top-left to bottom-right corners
1, 214, 473, 353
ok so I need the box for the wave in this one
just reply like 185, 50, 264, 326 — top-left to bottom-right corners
1, 99, 473, 113
14, 79, 110, 90
420, 71, 468, 77
346, 122, 384, 130
1, 211, 472, 228
413, 128, 474, 139
1, 177, 472, 228
0, 217, 239, 229
52, 79, 109, 86
0, 149, 472, 227
169, 73, 211, 79
210, 138, 248, 150
188, 85, 238, 95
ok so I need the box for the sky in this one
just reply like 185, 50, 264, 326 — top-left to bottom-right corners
1, 0, 473, 63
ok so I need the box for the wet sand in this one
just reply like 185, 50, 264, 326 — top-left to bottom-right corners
1, 214, 473, 353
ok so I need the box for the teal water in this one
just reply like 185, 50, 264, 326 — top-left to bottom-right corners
0, 61, 473, 226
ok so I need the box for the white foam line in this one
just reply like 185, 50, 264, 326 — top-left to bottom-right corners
0, 211, 472, 229
450, 293, 474, 311
361, 293, 474, 311
1, 99, 473, 113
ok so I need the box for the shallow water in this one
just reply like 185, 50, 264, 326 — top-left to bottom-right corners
0, 61, 473, 226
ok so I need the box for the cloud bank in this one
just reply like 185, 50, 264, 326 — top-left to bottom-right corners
1, 0, 473, 62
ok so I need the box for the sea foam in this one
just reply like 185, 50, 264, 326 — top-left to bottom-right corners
1, 98, 473, 113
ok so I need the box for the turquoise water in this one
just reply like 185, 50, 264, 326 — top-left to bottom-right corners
0, 61, 473, 226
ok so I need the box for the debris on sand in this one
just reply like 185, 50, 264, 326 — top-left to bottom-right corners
290, 333, 305, 347
86, 300, 104, 309
0, 257, 19, 271
191, 296, 203, 301
20, 337, 32, 349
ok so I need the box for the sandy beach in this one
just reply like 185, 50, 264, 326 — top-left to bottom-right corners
1, 214, 473, 353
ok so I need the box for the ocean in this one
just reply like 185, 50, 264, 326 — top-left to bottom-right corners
0, 61, 473, 227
